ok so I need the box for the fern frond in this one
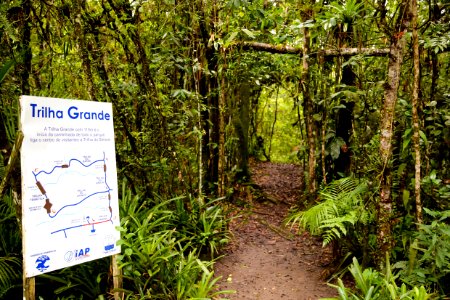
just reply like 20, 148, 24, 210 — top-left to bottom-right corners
320, 211, 359, 246
287, 177, 370, 245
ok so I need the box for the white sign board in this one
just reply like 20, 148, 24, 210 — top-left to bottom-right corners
20, 96, 121, 278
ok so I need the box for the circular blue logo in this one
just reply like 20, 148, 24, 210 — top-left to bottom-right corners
35, 255, 50, 272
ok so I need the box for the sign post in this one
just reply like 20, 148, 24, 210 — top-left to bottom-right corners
20, 96, 121, 298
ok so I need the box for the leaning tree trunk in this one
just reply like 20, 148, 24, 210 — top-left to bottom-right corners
377, 0, 412, 264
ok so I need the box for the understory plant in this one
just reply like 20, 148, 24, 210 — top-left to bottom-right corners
397, 208, 450, 296
172, 196, 231, 259
116, 185, 233, 299
286, 177, 373, 258
322, 256, 433, 300
0, 191, 22, 299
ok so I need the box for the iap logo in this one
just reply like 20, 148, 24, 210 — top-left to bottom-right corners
64, 248, 91, 262
103, 235, 116, 253
35, 255, 50, 272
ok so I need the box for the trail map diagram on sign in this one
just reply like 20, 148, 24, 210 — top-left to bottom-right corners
31, 152, 115, 238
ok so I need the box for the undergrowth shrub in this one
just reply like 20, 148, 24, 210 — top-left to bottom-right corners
0, 192, 22, 299
286, 177, 375, 263
396, 208, 450, 296
172, 196, 231, 259
322, 256, 433, 300
117, 185, 233, 299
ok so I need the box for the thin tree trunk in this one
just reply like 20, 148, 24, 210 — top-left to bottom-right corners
300, 4, 316, 195
321, 113, 327, 185
218, 58, 226, 197
377, 0, 412, 264
411, 0, 422, 225
234, 83, 251, 180
296, 96, 306, 171
20, 0, 32, 96
193, 62, 204, 201
319, 53, 327, 185
268, 87, 279, 161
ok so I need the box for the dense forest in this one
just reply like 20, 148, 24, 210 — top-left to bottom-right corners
1, 0, 449, 299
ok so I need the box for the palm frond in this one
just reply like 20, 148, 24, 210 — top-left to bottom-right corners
0, 256, 21, 298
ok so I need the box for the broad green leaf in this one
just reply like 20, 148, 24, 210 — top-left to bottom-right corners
225, 31, 239, 46
402, 138, 411, 152
402, 189, 410, 208
0, 60, 15, 84
241, 28, 256, 39
419, 130, 428, 146
403, 128, 412, 137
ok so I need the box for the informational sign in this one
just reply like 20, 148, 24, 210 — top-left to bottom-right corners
20, 96, 121, 278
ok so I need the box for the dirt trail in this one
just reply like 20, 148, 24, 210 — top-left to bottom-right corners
214, 161, 337, 300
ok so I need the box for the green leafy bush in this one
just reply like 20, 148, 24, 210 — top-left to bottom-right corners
397, 208, 450, 296
0, 192, 22, 298
172, 196, 231, 259
322, 256, 433, 300
116, 186, 233, 299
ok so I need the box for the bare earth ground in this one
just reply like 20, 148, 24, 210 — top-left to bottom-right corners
214, 161, 338, 300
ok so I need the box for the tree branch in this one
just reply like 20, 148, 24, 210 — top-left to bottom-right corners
236, 41, 390, 57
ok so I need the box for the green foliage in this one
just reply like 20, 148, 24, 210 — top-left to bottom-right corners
256, 86, 302, 163
1, 102, 18, 144
397, 208, 450, 296
0, 195, 20, 252
422, 23, 450, 54
116, 187, 232, 299
0, 256, 21, 298
0, 192, 21, 298
319, 0, 366, 32
322, 256, 433, 300
0, 60, 15, 84
39, 259, 110, 299
286, 177, 371, 246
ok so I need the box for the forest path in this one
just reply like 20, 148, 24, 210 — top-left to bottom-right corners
214, 161, 337, 300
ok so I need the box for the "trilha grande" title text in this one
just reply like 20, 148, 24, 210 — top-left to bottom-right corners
30, 103, 111, 120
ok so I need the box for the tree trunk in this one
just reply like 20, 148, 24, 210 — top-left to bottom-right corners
19, 0, 32, 96
377, 0, 412, 264
300, 4, 316, 195
267, 87, 279, 161
217, 50, 226, 197
411, 0, 422, 225
234, 83, 251, 181
194, 0, 220, 196
319, 53, 329, 185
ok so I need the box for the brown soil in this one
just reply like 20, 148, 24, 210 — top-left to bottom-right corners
214, 161, 338, 300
